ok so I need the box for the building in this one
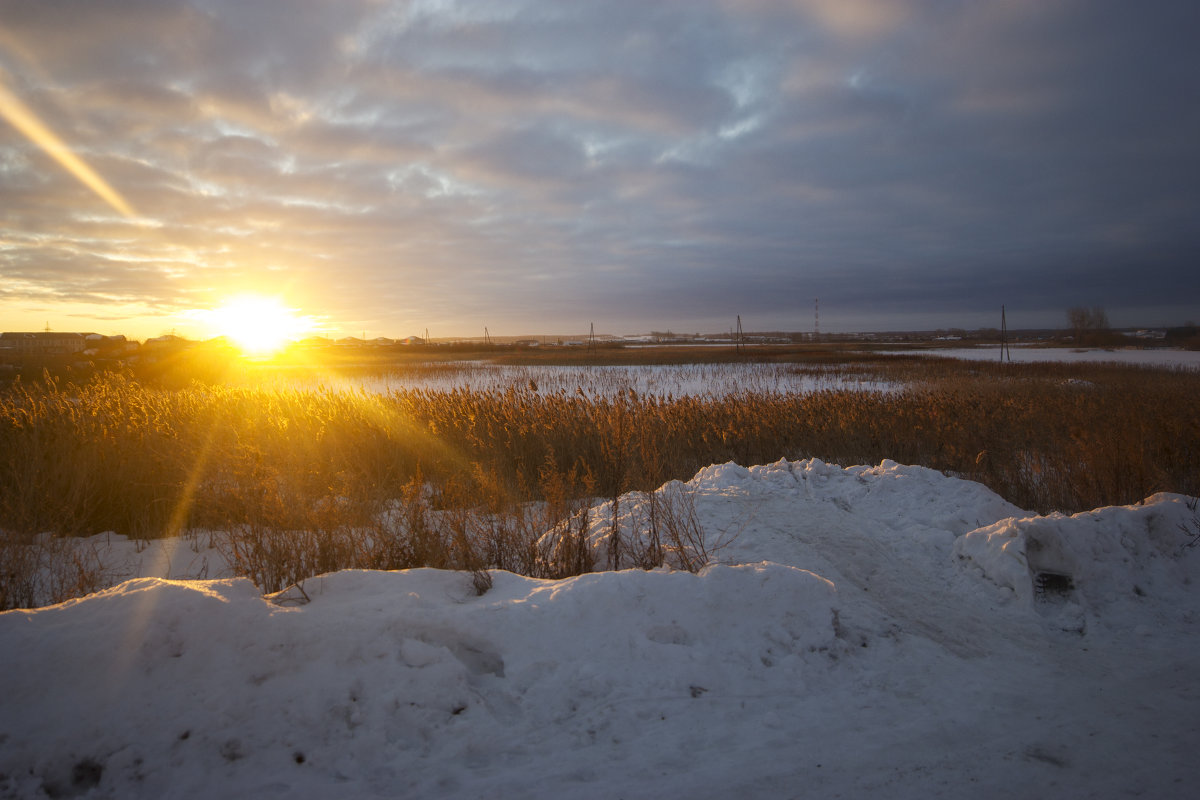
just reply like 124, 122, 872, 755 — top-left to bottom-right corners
0, 331, 87, 356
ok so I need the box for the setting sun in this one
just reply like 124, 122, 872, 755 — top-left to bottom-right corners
204, 295, 312, 355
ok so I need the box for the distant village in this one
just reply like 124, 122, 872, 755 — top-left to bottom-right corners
2, 321, 1192, 379
4, 323, 1190, 357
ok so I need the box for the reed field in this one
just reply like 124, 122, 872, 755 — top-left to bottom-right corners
2, 351, 1198, 607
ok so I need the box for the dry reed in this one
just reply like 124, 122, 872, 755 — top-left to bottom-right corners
1, 357, 1197, 606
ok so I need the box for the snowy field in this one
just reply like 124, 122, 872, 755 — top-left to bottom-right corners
245, 362, 892, 398
894, 346, 1200, 368
3, 459, 1198, 799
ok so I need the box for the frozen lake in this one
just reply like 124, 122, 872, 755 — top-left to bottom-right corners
246, 362, 893, 398
236, 347, 1200, 399
891, 346, 1200, 369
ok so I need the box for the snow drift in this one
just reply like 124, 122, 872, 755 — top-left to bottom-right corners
2, 459, 1198, 799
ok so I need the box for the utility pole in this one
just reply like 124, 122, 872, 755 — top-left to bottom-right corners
814, 298, 820, 342
484, 327, 492, 346
1000, 306, 1011, 362
735, 315, 745, 354
587, 322, 596, 354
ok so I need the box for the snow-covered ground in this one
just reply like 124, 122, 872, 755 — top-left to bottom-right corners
894, 346, 1200, 368
3, 459, 1199, 799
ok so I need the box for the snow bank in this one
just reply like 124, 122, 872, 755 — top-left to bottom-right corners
955, 492, 1200, 633
0, 563, 836, 799
582, 457, 1024, 576
3, 459, 1199, 799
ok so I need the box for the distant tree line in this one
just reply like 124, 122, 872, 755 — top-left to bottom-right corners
1066, 306, 1112, 347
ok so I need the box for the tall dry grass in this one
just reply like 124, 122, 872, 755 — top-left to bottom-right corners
1, 358, 1197, 606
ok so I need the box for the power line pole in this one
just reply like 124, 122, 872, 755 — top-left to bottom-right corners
814, 298, 820, 341
1000, 306, 1011, 362
735, 315, 745, 354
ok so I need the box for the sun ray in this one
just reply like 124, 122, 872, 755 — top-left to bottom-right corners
0, 75, 137, 218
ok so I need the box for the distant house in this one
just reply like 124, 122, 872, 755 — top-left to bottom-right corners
0, 331, 87, 356
82, 333, 137, 357
144, 334, 188, 346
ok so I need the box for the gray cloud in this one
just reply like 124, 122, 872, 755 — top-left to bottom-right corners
1, 0, 1197, 338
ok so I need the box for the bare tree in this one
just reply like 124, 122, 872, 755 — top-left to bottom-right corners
1066, 306, 1109, 346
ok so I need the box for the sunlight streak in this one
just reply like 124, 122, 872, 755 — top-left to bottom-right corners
0, 76, 138, 218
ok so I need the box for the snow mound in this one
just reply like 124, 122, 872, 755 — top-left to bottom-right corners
0, 564, 836, 799
3, 459, 1200, 798
955, 492, 1200, 632
582, 457, 1025, 575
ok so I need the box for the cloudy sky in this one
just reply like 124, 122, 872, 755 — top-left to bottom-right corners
2, 0, 1198, 339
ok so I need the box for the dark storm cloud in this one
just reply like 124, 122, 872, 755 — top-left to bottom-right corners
1, 0, 1197, 337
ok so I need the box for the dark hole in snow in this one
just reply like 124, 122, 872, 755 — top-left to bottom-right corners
293, 752, 306, 765
72, 758, 103, 790
451, 705, 467, 715
1024, 746, 1069, 768
220, 739, 244, 762
1034, 572, 1074, 600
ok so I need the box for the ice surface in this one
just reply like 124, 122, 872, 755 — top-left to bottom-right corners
893, 346, 1200, 368
247, 361, 894, 398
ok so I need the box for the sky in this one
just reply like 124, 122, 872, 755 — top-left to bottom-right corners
1, 0, 1198, 340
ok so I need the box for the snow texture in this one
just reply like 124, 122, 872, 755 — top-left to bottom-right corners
2, 459, 1198, 799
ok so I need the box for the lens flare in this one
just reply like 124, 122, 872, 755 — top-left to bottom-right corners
0, 76, 137, 218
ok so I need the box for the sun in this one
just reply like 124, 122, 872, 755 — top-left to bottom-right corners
205, 295, 312, 355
